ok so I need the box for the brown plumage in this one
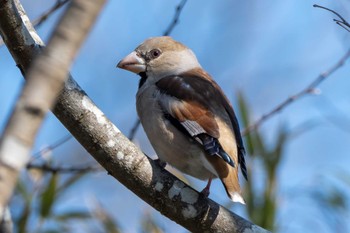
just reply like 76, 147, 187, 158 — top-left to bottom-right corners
117, 36, 247, 203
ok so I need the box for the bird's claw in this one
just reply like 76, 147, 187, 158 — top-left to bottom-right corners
154, 158, 167, 169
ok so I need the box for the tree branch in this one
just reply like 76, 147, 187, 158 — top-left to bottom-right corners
30, 134, 73, 161
163, 0, 188, 36
27, 163, 100, 173
241, 5, 350, 135
32, 0, 70, 27
313, 4, 350, 32
128, 118, 141, 140
0, 1, 269, 232
242, 49, 350, 135
0, 0, 105, 213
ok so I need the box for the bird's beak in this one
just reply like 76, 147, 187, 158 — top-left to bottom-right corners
117, 51, 146, 74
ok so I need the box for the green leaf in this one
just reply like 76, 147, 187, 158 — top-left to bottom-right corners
335, 171, 350, 188
141, 212, 164, 233
313, 188, 346, 211
15, 180, 33, 233
16, 179, 31, 202
273, 126, 288, 158
40, 173, 58, 218
264, 126, 288, 177
94, 203, 122, 233
17, 201, 31, 233
54, 211, 91, 221
237, 92, 255, 155
56, 172, 87, 197
42, 230, 61, 233
237, 92, 250, 127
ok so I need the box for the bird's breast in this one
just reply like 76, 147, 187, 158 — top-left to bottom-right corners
136, 85, 215, 180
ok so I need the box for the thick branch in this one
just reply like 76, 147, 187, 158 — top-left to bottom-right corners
0, 0, 105, 213
0, 1, 269, 232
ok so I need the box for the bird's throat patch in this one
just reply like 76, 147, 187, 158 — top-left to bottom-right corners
138, 72, 148, 89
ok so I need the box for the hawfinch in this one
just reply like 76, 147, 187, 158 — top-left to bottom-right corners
117, 36, 247, 203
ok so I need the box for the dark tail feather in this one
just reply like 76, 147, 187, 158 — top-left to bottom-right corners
238, 146, 248, 181
199, 134, 235, 167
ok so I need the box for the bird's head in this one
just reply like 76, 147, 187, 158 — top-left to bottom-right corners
117, 36, 201, 82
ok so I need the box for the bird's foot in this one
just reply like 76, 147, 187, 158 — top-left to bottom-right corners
200, 177, 212, 198
200, 187, 210, 198
154, 158, 167, 169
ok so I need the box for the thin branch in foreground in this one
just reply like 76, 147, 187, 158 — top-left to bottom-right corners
242, 49, 350, 136
128, 0, 188, 140
313, 4, 350, 32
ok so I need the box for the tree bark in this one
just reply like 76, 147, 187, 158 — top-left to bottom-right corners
0, 1, 270, 232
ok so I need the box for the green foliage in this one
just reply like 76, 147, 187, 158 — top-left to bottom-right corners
140, 212, 164, 233
94, 202, 123, 233
16, 181, 32, 233
40, 173, 58, 218
238, 92, 288, 231
12, 163, 169, 233
237, 92, 350, 232
308, 174, 349, 232
13, 168, 91, 233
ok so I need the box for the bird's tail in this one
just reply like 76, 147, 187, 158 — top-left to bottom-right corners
220, 167, 245, 204
204, 149, 245, 204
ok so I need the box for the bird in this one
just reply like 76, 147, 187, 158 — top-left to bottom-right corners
117, 36, 247, 203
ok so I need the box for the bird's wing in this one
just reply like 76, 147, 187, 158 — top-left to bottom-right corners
156, 68, 247, 178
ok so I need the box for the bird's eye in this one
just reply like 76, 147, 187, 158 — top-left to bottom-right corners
150, 49, 161, 59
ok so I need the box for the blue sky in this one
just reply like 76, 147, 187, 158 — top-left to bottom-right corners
1, 0, 350, 232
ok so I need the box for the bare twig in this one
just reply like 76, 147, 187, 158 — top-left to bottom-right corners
27, 163, 101, 173
242, 49, 350, 136
32, 0, 71, 27
313, 4, 350, 32
129, 0, 188, 140
163, 0, 188, 36
0, 0, 71, 46
30, 134, 73, 161
128, 119, 141, 140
